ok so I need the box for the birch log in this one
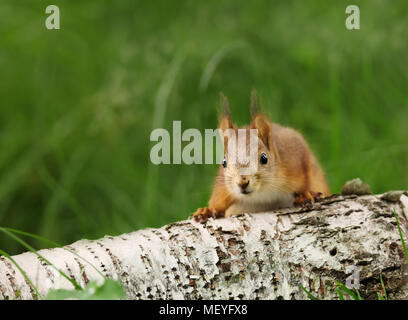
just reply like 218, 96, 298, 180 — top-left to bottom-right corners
1, 192, 408, 300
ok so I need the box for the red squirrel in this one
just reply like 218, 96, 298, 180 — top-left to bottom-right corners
193, 91, 330, 222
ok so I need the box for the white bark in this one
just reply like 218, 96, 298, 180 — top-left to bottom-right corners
1, 192, 408, 300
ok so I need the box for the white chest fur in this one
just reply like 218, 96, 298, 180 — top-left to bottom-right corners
225, 191, 295, 216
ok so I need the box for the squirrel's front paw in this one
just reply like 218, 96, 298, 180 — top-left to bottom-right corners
294, 191, 323, 207
192, 207, 225, 222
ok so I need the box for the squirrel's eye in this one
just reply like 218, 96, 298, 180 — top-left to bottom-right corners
260, 153, 268, 165
222, 156, 227, 168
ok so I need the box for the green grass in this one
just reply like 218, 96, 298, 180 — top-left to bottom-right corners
300, 285, 318, 300
45, 279, 125, 300
301, 282, 363, 300
377, 274, 387, 300
394, 208, 408, 264
0, 0, 407, 254
335, 281, 363, 300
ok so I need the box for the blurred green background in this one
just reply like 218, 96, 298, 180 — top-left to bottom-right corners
0, 0, 407, 255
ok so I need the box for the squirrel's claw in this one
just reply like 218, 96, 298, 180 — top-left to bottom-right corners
192, 207, 224, 222
312, 192, 323, 202
294, 191, 323, 207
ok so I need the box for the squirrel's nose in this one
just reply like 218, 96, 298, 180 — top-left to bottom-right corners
238, 180, 249, 190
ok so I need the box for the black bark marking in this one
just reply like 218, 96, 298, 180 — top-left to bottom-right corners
96, 241, 121, 272
0, 257, 19, 299
36, 256, 54, 285
100, 262, 109, 276
64, 262, 76, 282
152, 230, 165, 241
138, 244, 153, 275
73, 257, 89, 286
344, 209, 362, 216
165, 221, 191, 233
86, 245, 100, 262
293, 215, 329, 227
0, 283, 8, 300
215, 246, 232, 276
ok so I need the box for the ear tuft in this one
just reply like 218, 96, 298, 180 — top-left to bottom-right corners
250, 89, 260, 118
220, 92, 231, 118
219, 92, 233, 131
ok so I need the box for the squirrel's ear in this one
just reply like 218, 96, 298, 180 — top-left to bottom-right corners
250, 114, 273, 150
250, 90, 273, 149
219, 92, 233, 131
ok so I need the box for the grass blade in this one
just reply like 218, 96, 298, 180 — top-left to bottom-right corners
3, 227, 105, 280
0, 227, 82, 291
337, 287, 344, 300
300, 285, 318, 300
393, 208, 408, 263
379, 274, 387, 300
335, 281, 361, 300
356, 289, 362, 300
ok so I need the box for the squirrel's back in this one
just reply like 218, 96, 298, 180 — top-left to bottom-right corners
272, 123, 330, 197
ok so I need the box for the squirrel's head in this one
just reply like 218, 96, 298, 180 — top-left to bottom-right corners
218, 91, 280, 200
